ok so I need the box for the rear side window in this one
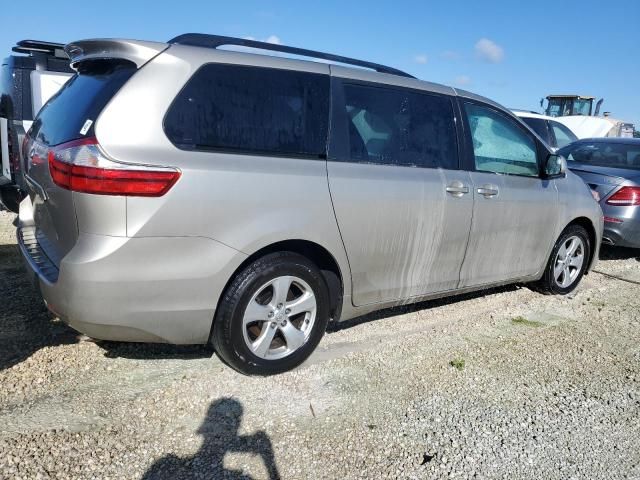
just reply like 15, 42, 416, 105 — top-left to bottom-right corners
339, 83, 458, 169
164, 64, 330, 158
29, 60, 136, 146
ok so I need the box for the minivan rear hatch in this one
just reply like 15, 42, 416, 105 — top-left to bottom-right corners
24, 58, 137, 266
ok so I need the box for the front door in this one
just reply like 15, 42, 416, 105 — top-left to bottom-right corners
459, 101, 559, 287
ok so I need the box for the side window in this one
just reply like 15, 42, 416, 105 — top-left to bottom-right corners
341, 83, 458, 169
564, 144, 596, 163
521, 117, 551, 145
550, 121, 577, 149
164, 64, 329, 157
464, 103, 539, 177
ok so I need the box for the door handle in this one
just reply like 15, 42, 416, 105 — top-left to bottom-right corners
477, 184, 499, 198
445, 181, 469, 197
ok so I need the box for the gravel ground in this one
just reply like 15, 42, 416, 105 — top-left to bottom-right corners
0, 209, 639, 479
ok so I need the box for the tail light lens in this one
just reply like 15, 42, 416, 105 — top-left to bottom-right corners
47, 137, 180, 196
606, 186, 640, 206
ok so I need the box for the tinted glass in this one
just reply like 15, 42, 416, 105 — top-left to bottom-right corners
546, 99, 563, 117
573, 99, 592, 116
0, 64, 14, 118
29, 60, 135, 146
521, 117, 550, 144
341, 83, 458, 169
165, 64, 329, 157
549, 121, 577, 149
464, 103, 538, 177
560, 142, 640, 171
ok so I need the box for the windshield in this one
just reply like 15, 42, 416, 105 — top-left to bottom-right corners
573, 99, 592, 116
559, 142, 640, 171
546, 98, 593, 117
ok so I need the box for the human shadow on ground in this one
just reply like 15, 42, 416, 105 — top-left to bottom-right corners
142, 398, 280, 480
0, 244, 78, 371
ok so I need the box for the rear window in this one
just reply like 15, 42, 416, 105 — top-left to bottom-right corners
560, 142, 640, 171
29, 60, 136, 146
164, 64, 330, 158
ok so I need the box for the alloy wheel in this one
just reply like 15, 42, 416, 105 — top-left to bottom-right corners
553, 235, 585, 288
241, 275, 317, 360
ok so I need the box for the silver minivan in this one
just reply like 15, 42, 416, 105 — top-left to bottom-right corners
18, 35, 603, 375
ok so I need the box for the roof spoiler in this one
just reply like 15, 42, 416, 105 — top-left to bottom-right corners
64, 39, 169, 70
13, 40, 68, 58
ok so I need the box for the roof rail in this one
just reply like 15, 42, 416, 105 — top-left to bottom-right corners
168, 33, 415, 79
12, 39, 68, 58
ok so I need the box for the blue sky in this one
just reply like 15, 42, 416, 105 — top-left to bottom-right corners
2, 0, 639, 125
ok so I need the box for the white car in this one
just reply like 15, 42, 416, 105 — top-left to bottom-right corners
513, 111, 578, 150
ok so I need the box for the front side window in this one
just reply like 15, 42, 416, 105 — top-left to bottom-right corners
164, 64, 330, 157
464, 103, 539, 177
550, 121, 578, 149
340, 83, 458, 169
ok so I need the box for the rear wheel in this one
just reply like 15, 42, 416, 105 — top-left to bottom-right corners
534, 225, 590, 295
212, 252, 330, 375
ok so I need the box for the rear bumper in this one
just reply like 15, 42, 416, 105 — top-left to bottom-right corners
18, 227, 246, 344
17, 226, 60, 284
601, 205, 640, 249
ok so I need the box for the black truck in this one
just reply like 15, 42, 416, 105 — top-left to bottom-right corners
0, 40, 72, 212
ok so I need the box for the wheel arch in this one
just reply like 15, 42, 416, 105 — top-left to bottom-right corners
565, 216, 598, 272
214, 239, 345, 332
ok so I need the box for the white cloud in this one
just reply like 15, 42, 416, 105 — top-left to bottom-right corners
474, 38, 504, 63
454, 75, 471, 86
225, 35, 283, 54
413, 54, 428, 64
264, 35, 281, 45
243, 35, 281, 44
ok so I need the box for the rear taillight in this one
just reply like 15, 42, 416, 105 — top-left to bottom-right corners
606, 186, 640, 206
47, 137, 180, 196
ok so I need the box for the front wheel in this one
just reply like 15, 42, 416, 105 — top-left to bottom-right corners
534, 225, 590, 295
211, 252, 330, 375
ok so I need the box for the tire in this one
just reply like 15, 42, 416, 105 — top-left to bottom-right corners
533, 224, 590, 295
211, 252, 330, 376
0, 186, 21, 214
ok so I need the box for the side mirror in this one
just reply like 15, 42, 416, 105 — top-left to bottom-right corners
543, 153, 567, 179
